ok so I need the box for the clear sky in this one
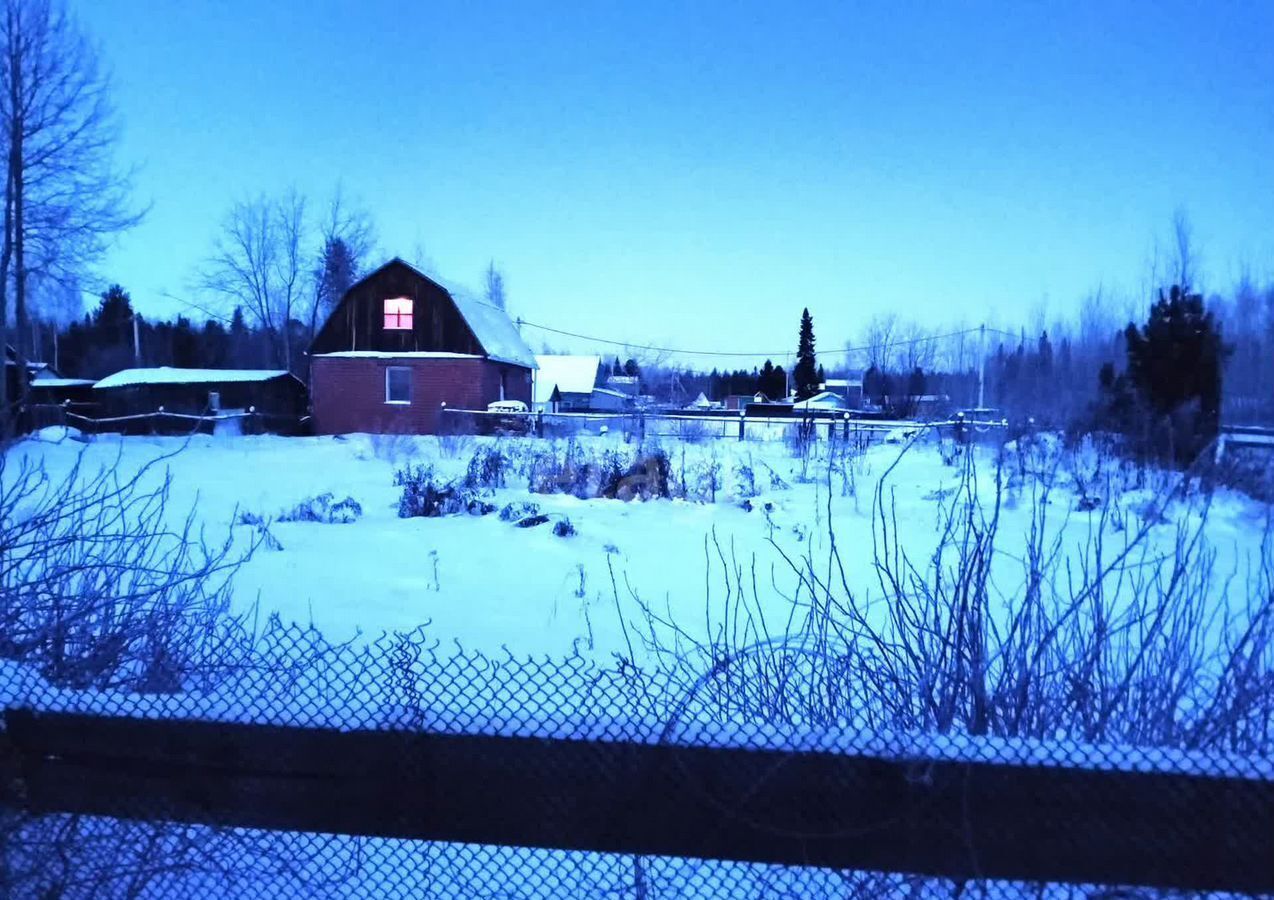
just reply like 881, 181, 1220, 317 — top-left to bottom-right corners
77, 0, 1273, 365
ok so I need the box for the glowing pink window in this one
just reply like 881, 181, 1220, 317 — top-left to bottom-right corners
383, 297, 413, 330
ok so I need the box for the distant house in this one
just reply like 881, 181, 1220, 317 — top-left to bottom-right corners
792, 391, 848, 412
93, 368, 307, 429
5, 345, 97, 424
589, 387, 630, 412
534, 355, 602, 412
724, 392, 769, 411
687, 392, 717, 410
309, 259, 536, 434
604, 374, 640, 397
909, 393, 952, 419
821, 377, 864, 408
29, 370, 96, 406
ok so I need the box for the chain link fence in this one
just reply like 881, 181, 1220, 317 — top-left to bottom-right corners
3, 617, 1273, 899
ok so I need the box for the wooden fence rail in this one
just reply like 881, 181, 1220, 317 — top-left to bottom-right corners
4, 709, 1274, 894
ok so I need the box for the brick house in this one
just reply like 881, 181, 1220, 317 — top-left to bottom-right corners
309, 259, 536, 434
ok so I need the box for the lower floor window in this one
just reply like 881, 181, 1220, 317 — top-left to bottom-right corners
386, 367, 411, 404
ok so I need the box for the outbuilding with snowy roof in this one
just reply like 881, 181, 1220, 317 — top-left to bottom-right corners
91, 367, 307, 431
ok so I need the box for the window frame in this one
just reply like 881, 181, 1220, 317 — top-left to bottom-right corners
385, 366, 412, 405
383, 296, 414, 331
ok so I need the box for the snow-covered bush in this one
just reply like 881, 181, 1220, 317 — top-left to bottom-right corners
498, 500, 541, 522
394, 464, 492, 518
464, 445, 509, 489
685, 452, 723, 503
525, 440, 668, 501
278, 492, 363, 524
733, 455, 759, 500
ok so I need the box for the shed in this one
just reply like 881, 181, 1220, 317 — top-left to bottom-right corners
93, 368, 307, 432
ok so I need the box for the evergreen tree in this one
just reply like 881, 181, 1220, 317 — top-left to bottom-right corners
793, 308, 818, 400
863, 365, 883, 406
908, 366, 927, 398
1123, 284, 1226, 464
313, 237, 358, 334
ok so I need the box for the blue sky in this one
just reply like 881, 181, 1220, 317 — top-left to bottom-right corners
79, 1, 1273, 362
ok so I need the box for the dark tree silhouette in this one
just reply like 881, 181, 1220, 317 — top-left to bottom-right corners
793, 308, 818, 400
1123, 284, 1226, 465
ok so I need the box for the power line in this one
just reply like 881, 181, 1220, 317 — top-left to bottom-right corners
516, 318, 1017, 360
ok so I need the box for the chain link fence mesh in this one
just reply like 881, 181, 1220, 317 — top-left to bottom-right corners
3, 619, 1271, 899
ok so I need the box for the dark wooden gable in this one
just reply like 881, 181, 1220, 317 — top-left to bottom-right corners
310, 260, 485, 356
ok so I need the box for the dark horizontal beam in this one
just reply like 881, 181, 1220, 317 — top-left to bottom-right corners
6, 709, 1274, 894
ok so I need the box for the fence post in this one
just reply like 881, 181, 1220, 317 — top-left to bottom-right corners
738, 409, 745, 441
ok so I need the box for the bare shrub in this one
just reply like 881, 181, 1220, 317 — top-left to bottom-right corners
0, 447, 256, 692
628, 441, 1274, 759
368, 431, 420, 465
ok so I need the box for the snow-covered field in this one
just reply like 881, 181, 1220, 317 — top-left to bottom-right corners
8, 425, 1267, 663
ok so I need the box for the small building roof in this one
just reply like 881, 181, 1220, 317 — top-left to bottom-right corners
534, 355, 601, 404
95, 368, 296, 390
591, 387, 630, 400
793, 391, 848, 410
30, 377, 96, 388
313, 351, 481, 360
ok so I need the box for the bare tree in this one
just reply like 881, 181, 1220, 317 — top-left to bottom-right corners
0, 0, 140, 433
483, 260, 506, 310
1169, 207, 1198, 292
201, 191, 308, 371
892, 319, 936, 372
857, 312, 899, 370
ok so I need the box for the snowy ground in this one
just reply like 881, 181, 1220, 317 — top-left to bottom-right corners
8, 425, 1267, 663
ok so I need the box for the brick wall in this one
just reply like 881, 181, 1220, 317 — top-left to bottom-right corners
311, 357, 532, 434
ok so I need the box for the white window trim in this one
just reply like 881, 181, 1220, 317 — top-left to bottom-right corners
385, 367, 412, 405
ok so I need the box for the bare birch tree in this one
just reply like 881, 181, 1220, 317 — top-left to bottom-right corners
203, 189, 373, 371
200, 191, 307, 371
0, 0, 139, 435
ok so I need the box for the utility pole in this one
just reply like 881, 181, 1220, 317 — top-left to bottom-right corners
977, 323, 986, 410
133, 314, 141, 367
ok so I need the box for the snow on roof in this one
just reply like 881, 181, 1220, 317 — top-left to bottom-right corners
534, 355, 601, 404
823, 378, 863, 388
94, 368, 294, 390
793, 391, 848, 410
348, 260, 538, 370
30, 377, 95, 388
314, 351, 481, 360
591, 387, 630, 399
427, 271, 537, 369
